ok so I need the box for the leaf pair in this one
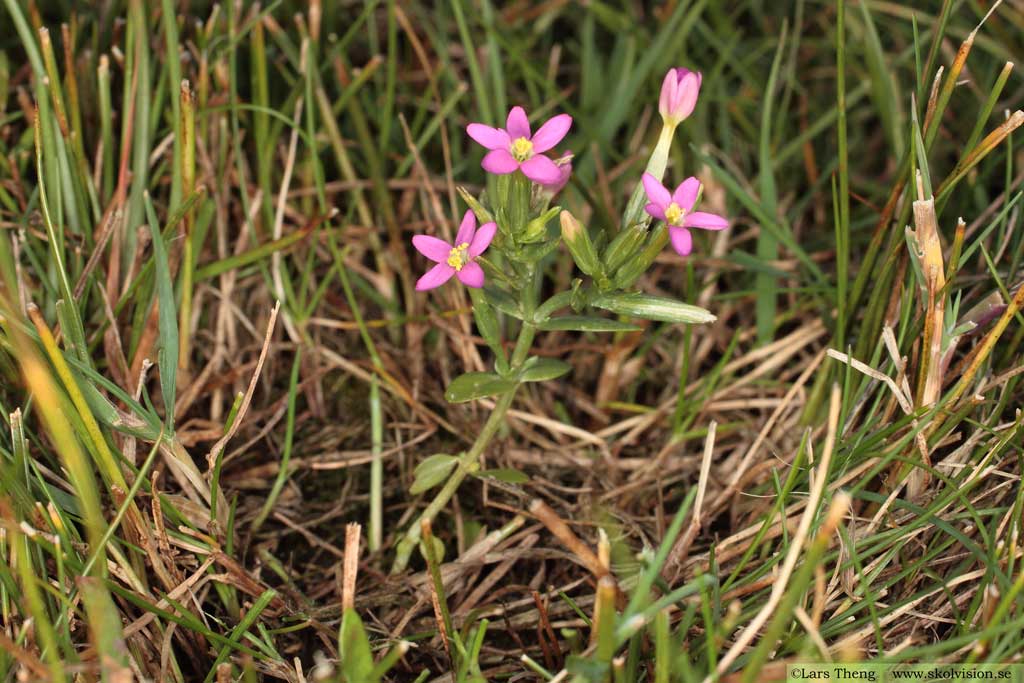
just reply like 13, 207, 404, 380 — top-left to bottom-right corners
444, 356, 572, 404
411, 454, 529, 496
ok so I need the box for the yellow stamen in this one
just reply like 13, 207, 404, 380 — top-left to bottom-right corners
511, 137, 533, 162
446, 242, 470, 271
665, 202, 685, 226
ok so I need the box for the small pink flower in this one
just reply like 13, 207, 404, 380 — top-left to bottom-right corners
642, 173, 728, 256
467, 106, 572, 185
659, 68, 701, 125
412, 210, 497, 290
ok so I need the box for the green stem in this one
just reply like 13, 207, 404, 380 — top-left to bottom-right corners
391, 319, 536, 573
621, 123, 676, 232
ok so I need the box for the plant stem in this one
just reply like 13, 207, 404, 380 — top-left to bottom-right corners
391, 317, 536, 573
369, 375, 383, 552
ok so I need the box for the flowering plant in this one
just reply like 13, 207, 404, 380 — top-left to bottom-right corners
393, 70, 726, 572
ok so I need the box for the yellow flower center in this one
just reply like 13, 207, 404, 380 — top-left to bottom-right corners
446, 242, 470, 271
511, 137, 533, 162
665, 202, 685, 226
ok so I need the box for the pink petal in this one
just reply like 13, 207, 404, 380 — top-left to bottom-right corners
684, 212, 729, 231
455, 210, 476, 245
669, 227, 693, 256
541, 159, 572, 194
468, 221, 497, 258
506, 106, 531, 139
520, 155, 562, 185
658, 70, 678, 117
456, 261, 485, 288
412, 235, 453, 263
530, 114, 572, 153
481, 149, 520, 174
641, 172, 671, 209
644, 202, 667, 222
672, 177, 702, 210
466, 123, 511, 150
416, 263, 456, 291
673, 71, 701, 119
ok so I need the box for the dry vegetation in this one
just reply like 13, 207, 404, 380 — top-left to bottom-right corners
1, 1, 1023, 681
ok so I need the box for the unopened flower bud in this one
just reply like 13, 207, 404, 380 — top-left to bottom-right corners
522, 206, 560, 243
659, 68, 701, 126
613, 224, 670, 289
560, 211, 601, 277
602, 223, 648, 274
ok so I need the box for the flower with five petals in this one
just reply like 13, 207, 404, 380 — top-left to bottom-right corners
412, 210, 497, 290
642, 173, 728, 256
467, 106, 572, 185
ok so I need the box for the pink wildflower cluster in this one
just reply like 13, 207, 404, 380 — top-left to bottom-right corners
412, 66, 728, 289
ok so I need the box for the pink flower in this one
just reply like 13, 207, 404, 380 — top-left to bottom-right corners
659, 68, 701, 125
642, 173, 728, 256
412, 210, 497, 290
467, 106, 572, 185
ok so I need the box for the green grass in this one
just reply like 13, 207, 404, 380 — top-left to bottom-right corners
1, 1, 1023, 681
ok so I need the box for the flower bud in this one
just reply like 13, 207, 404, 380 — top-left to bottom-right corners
602, 223, 648, 274
659, 68, 701, 126
560, 210, 601, 277
521, 206, 560, 243
613, 223, 669, 289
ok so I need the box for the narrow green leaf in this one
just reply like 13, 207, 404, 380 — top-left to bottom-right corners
755, 20, 787, 344
519, 358, 572, 382
537, 316, 643, 333
445, 372, 518, 403
145, 192, 179, 429
469, 287, 505, 362
592, 293, 716, 325
475, 468, 529, 484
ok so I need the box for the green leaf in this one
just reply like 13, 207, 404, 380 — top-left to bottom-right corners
592, 293, 715, 325
475, 468, 529, 484
418, 535, 445, 564
468, 287, 505, 362
479, 285, 523, 320
410, 454, 458, 495
519, 358, 572, 382
538, 316, 643, 333
55, 299, 89, 366
533, 291, 575, 322
145, 193, 179, 430
339, 608, 375, 683
445, 372, 517, 403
